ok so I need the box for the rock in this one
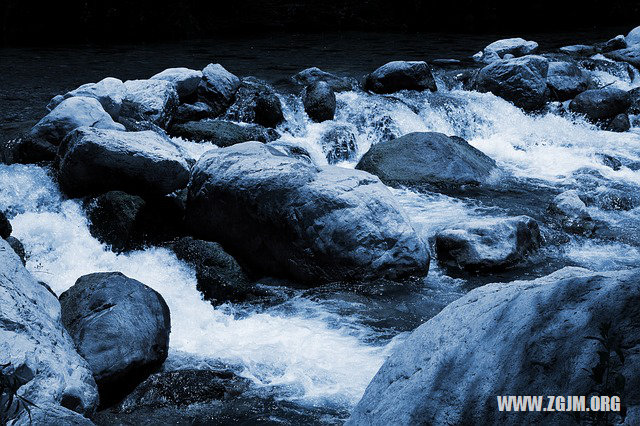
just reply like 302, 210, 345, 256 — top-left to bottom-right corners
628, 86, 640, 114
28, 96, 125, 146
626, 25, 640, 46
186, 142, 429, 284
546, 61, 590, 101
46, 77, 126, 120
605, 45, 640, 68
292, 67, 357, 92
120, 79, 179, 128
0, 238, 98, 421
172, 102, 216, 124
559, 44, 596, 56
319, 123, 358, 164
606, 113, 631, 132
347, 267, 640, 426
223, 78, 284, 128
548, 190, 595, 235
569, 87, 631, 121
595, 188, 636, 211
355, 132, 497, 189
364, 61, 437, 94
472, 55, 549, 110
434, 215, 541, 273
170, 237, 253, 303
169, 119, 279, 146
482, 37, 538, 60
303, 81, 336, 122
598, 153, 623, 171
59, 272, 170, 406
6, 236, 26, 265
0, 209, 11, 238
151, 67, 202, 100
197, 63, 241, 116
267, 140, 314, 164
598, 35, 627, 53
57, 127, 190, 197
1, 136, 59, 164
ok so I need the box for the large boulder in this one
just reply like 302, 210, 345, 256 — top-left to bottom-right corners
292, 67, 357, 92
434, 215, 542, 273
223, 78, 284, 128
569, 87, 631, 122
169, 119, 279, 145
0, 239, 98, 422
546, 61, 590, 101
151, 67, 202, 100
626, 25, 640, 46
364, 61, 437, 94
480, 37, 538, 62
303, 81, 336, 122
472, 55, 549, 110
348, 267, 640, 426
57, 127, 190, 197
59, 272, 170, 405
46, 77, 126, 120
28, 96, 125, 147
355, 132, 497, 189
197, 64, 241, 116
120, 79, 179, 128
186, 142, 429, 284
604, 45, 640, 68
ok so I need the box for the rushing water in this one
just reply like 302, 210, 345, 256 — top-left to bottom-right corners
1, 31, 640, 423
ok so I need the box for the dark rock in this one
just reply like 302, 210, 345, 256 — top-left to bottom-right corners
598, 154, 623, 170
546, 61, 590, 101
46, 77, 126, 120
197, 64, 241, 116
597, 35, 627, 53
595, 188, 637, 211
606, 113, 631, 132
559, 44, 596, 57
364, 61, 437, 94
569, 87, 631, 121
169, 120, 279, 145
170, 237, 253, 303
303, 81, 336, 122
0, 209, 11, 239
605, 45, 640, 68
435, 215, 541, 273
120, 79, 179, 128
60, 272, 170, 406
254, 91, 285, 128
355, 132, 497, 189
548, 190, 595, 235
319, 124, 358, 164
57, 127, 190, 198
186, 142, 429, 285
6, 236, 26, 265
223, 78, 284, 128
292, 67, 358, 92
347, 267, 640, 426
151, 67, 202, 101
628, 87, 640, 114
172, 102, 216, 124
472, 55, 549, 110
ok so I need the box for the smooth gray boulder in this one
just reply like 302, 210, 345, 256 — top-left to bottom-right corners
626, 25, 640, 46
292, 67, 358, 92
186, 142, 429, 284
303, 81, 336, 122
355, 132, 497, 189
169, 120, 279, 145
569, 87, 631, 121
481, 37, 538, 62
57, 127, 190, 197
151, 67, 202, 100
348, 267, 640, 426
605, 45, 640, 68
435, 215, 541, 272
546, 61, 590, 101
46, 77, 126, 119
0, 239, 98, 422
59, 272, 170, 405
197, 63, 241, 116
28, 96, 125, 146
364, 61, 437, 94
472, 55, 549, 110
120, 79, 179, 128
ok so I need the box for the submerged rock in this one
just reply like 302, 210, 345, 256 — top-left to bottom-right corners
120, 79, 179, 128
292, 67, 358, 92
364, 61, 437, 94
169, 119, 279, 145
548, 190, 595, 235
46, 77, 126, 120
435, 215, 541, 273
319, 123, 358, 164
472, 55, 549, 110
151, 67, 202, 100
197, 63, 241, 116
569, 87, 631, 121
57, 127, 190, 197
348, 267, 640, 425
0, 238, 98, 422
186, 142, 429, 284
355, 132, 497, 189
606, 113, 631, 132
60, 272, 170, 406
170, 237, 254, 304
303, 81, 336, 122
546, 61, 590, 101
224, 78, 284, 128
